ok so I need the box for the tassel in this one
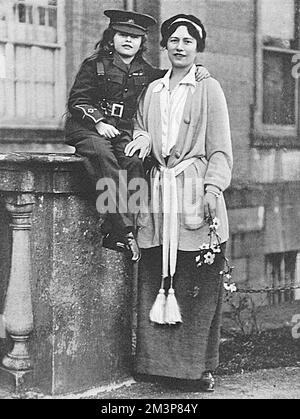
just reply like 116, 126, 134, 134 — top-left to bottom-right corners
149, 289, 166, 324
164, 285, 182, 325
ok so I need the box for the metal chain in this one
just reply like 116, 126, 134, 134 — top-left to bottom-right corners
205, 221, 300, 296
233, 284, 300, 294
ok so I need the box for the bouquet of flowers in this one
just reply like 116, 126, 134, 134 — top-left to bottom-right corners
195, 217, 237, 294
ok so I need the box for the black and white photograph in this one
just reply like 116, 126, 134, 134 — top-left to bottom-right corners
0, 0, 300, 403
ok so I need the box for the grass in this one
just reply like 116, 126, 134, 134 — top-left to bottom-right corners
222, 298, 300, 332
217, 327, 300, 376
217, 299, 300, 376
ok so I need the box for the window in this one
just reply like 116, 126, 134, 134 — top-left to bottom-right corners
265, 251, 300, 305
0, 0, 66, 129
253, 0, 300, 146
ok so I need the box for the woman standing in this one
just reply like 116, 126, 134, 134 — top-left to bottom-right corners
126, 14, 233, 392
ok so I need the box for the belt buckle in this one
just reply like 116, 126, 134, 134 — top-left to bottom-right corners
111, 103, 124, 118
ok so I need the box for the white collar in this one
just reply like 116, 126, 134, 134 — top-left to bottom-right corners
153, 64, 197, 93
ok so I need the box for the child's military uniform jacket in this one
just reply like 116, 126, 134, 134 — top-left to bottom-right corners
66, 51, 165, 143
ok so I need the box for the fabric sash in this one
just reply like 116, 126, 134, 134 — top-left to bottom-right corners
151, 157, 199, 280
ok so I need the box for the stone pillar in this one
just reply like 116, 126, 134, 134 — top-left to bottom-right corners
1, 194, 35, 388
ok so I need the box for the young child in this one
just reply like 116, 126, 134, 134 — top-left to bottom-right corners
65, 9, 210, 262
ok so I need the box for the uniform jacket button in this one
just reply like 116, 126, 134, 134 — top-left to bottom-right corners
124, 88, 128, 93
175, 151, 181, 159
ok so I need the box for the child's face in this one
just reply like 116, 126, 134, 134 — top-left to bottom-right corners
114, 32, 142, 59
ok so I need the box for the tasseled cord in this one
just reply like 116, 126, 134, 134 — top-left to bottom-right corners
149, 164, 184, 326
164, 276, 182, 325
149, 277, 166, 325
149, 277, 182, 325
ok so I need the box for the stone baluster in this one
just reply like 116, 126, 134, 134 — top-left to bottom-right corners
2, 194, 35, 373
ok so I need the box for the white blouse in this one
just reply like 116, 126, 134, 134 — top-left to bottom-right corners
153, 64, 197, 158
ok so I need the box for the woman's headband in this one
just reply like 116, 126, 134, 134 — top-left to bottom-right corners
168, 18, 203, 39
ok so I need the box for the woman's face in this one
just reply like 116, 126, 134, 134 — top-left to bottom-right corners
113, 31, 142, 59
167, 25, 198, 69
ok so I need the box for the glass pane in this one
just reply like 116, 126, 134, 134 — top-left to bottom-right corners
284, 251, 297, 302
295, 254, 300, 300
28, 5, 33, 24
263, 50, 296, 125
284, 251, 297, 278
0, 42, 5, 120
0, 0, 7, 18
261, 0, 295, 41
18, 3, 26, 23
49, 8, 57, 28
0, 44, 5, 79
0, 0, 6, 38
38, 6, 46, 25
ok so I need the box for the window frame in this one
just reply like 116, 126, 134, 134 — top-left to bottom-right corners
265, 251, 298, 305
0, 0, 66, 130
252, 0, 300, 148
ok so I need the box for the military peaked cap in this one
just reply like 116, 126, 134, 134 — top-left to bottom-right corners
104, 9, 157, 36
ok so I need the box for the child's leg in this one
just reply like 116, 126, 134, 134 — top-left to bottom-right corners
72, 129, 134, 234
113, 131, 146, 229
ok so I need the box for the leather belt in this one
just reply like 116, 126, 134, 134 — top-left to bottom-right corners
100, 99, 135, 119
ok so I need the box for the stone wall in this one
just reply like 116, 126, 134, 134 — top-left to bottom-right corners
227, 182, 300, 294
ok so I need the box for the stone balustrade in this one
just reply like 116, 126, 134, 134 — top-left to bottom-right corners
0, 153, 133, 396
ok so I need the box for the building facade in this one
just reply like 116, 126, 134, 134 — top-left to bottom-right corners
0, 0, 300, 304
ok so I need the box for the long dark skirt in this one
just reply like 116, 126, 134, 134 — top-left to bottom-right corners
135, 246, 225, 380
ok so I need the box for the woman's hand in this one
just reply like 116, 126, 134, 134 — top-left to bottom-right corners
125, 136, 151, 160
195, 65, 210, 82
203, 192, 217, 221
96, 121, 120, 139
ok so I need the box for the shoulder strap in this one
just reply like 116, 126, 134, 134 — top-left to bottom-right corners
96, 61, 105, 76
96, 60, 107, 98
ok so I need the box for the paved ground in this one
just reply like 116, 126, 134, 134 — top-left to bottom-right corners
1, 367, 299, 399
0, 389, 18, 399
94, 367, 300, 400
